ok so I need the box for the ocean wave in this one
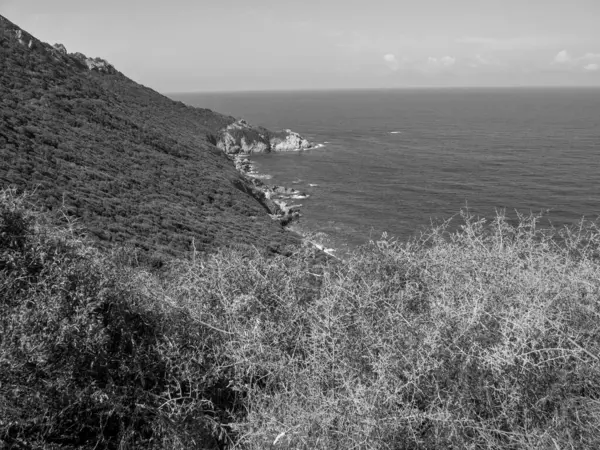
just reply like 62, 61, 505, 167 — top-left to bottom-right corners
248, 173, 272, 179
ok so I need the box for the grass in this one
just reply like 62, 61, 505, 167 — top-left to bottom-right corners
2, 191, 600, 449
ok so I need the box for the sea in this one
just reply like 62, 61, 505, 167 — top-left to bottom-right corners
171, 88, 600, 253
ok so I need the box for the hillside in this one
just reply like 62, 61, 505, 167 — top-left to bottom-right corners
0, 15, 299, 263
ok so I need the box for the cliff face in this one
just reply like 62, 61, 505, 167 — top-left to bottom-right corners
217, 119, 315, 154
0, 14, 299, 261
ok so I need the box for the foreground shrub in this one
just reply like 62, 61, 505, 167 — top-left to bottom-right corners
3, 189, 600, 449
0, 189, 240, 449
160, 211, 600, 449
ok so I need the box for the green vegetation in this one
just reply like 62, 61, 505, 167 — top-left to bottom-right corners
0, 15, 298, 263
2, 190, 599, 449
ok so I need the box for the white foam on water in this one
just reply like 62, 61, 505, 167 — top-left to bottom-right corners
248, 173, 272, 179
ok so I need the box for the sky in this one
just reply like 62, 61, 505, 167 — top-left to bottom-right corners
2, 0, 600, 92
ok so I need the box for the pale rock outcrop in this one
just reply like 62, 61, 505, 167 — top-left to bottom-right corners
216, 119, 271, 154
216, 119, 315, 155
217, 133, 270, 154
272, 200, 302, 225
216, 132, 238, 153
229, 119, 252, 129
53, 43, 67, 55
241, 137, 269, 153
14, 29, 33, 49
270, 129, 313, 151
83, 57, 116, 74
71, 52, 117, 74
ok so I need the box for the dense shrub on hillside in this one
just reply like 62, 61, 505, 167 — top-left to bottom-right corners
0, 15, 298, 260
0, 190, 245, 449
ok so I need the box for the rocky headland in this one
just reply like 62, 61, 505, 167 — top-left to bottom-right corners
216, 118, 318, 226
216, 118, 315, 154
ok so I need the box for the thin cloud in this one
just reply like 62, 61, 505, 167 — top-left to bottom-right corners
457, 36, 578, 51
552, 50, 600, 71
419, 56, 457, 75
553, 50, 571, 64
428, 56, 456, 67
383, 53, 400, 71
440, 56, 456, 66
467, 54, 504, 69
582, 53, 600, 61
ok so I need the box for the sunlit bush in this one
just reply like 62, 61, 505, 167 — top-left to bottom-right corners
161, 211, 600, 449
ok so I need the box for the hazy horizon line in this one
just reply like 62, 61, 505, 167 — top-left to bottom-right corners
167, 85, 600, 96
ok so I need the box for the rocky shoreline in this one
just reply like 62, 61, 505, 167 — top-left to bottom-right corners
232, 153, 308, 226
216, 119, 316, 154
217, 119, 339, 259
214, 118, 317, 227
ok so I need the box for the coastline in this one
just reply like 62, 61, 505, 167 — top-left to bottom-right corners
212, 116, 340, 259
230, 152, 340, 259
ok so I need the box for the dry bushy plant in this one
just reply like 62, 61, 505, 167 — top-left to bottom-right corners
3, 189, 600, 449
159, 210, 600, 449
0, 189, 240, 449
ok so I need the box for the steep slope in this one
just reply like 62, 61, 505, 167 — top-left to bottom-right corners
0, 15, 299, 262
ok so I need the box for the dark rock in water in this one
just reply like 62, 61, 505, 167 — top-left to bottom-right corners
273, 185, 303, 196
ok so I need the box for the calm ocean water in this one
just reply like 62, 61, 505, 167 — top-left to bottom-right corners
171, 88, 600, 251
